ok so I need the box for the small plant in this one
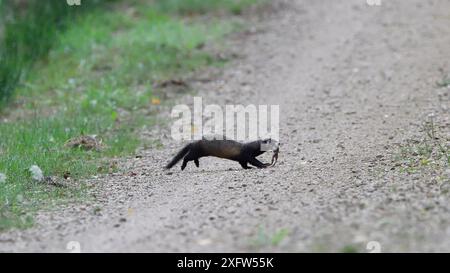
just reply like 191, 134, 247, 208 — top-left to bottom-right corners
250, 226, 290, 248
436, 78, 450, 88
340, 244, 359, 253
394, 114, 449, 175
423, 114, 439, 140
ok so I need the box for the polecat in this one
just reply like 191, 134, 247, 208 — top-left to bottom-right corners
165, 137, 279, 170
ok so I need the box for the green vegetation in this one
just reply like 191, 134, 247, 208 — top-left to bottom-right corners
395, 115, 449, 175
339, 244, 360, 253
0, 0, 258, 230
0, 0, 107, 106
250, 226, 290, 248
436, 77, 450, 88
155, 0, 257, 15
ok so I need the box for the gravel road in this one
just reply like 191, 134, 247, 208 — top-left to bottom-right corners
1, 0, 450, 252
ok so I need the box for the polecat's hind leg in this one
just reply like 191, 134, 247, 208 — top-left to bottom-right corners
181, 159, 188, 170
181, 151, 199, 170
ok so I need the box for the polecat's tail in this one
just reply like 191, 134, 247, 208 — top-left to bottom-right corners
165, 143, 191, 169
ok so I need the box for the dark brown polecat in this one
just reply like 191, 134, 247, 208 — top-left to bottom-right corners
165, 137, 279, 170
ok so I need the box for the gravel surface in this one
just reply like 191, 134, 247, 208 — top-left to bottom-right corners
1, 0, 449, 252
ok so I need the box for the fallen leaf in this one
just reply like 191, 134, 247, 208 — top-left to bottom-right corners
151, 97, 161, 105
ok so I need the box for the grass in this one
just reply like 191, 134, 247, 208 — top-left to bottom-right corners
436, 78, 450, 88
0, 0, 108, 106
339, 244, 359, 253
249, 226, 290, 249
154, 0, 257, 15
394, 115, 449, 176
0, 0, 258, 230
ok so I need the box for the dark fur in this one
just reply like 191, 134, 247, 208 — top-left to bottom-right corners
165, 138, 276, 170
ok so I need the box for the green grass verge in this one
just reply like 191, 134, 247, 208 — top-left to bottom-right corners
0, 0, 109, 106
0, 0, 258, 230
155, 0, 257, 15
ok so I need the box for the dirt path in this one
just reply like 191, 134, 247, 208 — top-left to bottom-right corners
1, 0, 450, 252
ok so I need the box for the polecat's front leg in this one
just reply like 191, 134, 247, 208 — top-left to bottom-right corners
247, 157, 270, 168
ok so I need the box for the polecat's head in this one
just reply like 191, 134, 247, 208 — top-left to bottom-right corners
260, 138, 280, 152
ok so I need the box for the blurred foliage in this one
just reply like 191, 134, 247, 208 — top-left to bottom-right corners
0, 0, 108, 106
0, 0, 256, 107
154, 0, 256, 15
